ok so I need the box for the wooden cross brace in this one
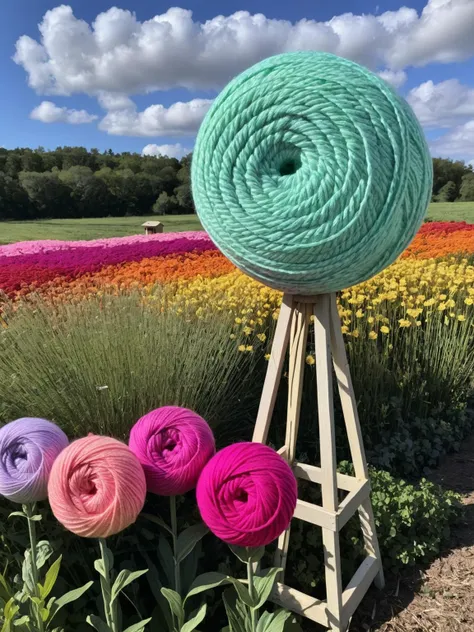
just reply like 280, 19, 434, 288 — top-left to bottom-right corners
252, 293, 384, 631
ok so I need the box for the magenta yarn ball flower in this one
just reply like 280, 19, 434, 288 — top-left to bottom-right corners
196, 442, 298, 547
129, 406, 215, 496
0, 417, 69, 504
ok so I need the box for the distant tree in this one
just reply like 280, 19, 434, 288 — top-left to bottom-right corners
460, 173, 474, 201
19, 171, 73, 218
175, 182, 194, 212
0, 173, 31, 220
59, 166, 115, 217
153, 191, 178, 215
435, 180, 458, 202
432, 157, 471, 199
21, 150, 44, 173
4, 153, 22, 178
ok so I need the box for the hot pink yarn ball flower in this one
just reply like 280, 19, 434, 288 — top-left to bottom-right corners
196, 442, 298, 547
129, 406, 215, 496
48, 435, 146, 538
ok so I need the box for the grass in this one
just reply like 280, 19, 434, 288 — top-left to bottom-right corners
0, 293, 261, 438
0, 214, 202, 244
0, 202, 473, 245
426, 201, 474, 222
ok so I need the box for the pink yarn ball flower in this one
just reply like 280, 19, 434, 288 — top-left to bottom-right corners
129, 406, 215, 496
48, 435, 146, 538
196, 442, 298, 547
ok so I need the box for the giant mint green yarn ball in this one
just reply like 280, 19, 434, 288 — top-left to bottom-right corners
191, 52, 433, 295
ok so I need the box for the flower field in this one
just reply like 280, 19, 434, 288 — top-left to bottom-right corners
0, 220, 473, 631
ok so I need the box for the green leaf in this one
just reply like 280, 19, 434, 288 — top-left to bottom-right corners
86, 614, 110, 632
160, 588, 184, 628
229, 546, 265, 565
222, 588, 247, 632
50, 581, 93, 619
94, 559, 106, 579
13, 615, 29, 627
252, 568, 281, 609
22, 551, 35, 594
8, 512, 26, 520
36, 541, 54, 569
110, 569, 148, 604
0, 571, 13, 602
182, 603, 207, 632
157, 536, 175, 588
123, 620, 152, 632
42, 555, 62, 599
141, 513, 173, 536
227, 578, 255, 608
176, 524, 209, 563
256, 609, 291, 632
184, 572, 231, 604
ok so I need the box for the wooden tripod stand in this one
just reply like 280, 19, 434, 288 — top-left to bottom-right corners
252, 293, 384, 631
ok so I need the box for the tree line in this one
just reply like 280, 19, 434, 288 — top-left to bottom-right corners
0, 148, 473, 221
0, 147, 192, 221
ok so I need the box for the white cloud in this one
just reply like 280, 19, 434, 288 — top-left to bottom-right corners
377, 69, 407, 88
430, 120, 474, 159
98, 98, 212, 136
30, 100, 97, 124
407, 79, 474, 127
13, 2, 474, 97
97, 92, 135, 111
142, 143, 191, 158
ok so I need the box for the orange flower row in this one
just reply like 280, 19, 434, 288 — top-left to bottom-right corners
403, 227, 474, 259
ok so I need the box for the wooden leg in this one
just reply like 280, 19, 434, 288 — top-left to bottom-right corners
275, 302, 310, 581
328, 294, 385, 590
252, 294, 294, 444
314, 295, 343, 630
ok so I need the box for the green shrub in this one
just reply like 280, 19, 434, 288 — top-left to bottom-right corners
285, 464, 461, 595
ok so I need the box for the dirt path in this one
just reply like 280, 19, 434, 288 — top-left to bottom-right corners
351, 435, 474, 631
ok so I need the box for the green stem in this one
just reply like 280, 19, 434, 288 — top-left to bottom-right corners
170, 496, 181, 596
24, 503, 44, 632
247, 559, 258, 632
98, 538, 119, 632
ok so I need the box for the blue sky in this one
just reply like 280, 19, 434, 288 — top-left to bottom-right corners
1, 0, 474, 162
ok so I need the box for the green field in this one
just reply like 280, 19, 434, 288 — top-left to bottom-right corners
0, 214, 203, 244
426, 201, 474, 222
0, 202, 473, 245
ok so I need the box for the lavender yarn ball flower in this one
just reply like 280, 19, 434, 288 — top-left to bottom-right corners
0, 418, 69, 504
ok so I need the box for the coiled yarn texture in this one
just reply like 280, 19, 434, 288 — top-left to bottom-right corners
196, 442, 297, 547
192, 51, 433, 294
129, 406, 215, 496
48, 435, 146, 538
0, 418, 68, 504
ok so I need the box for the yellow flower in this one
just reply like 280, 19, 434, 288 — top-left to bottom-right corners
235, 317, 242, 324
439, 294, 447, 300
341, 325, 349, 334
238, 345, 246, 352
446, 299, 456, 308
424, 298, 436, 307
465, 298, 473, 305
380, 325, 390, 334
257, 333, 267, 342
398, 319, 411, 328
306, 355, 315, 366
230, 333, 236, 340
457, 314, 466, 322
367, 316, 375, 324
264, 353, 271, 361
351, 329, 360, 338
246, 345, 253, 352
416, 320, 422, 327
355, 309, 364, 318
438, 302, 447, 311
406, 308, 422, 318
368, 331, 377, 340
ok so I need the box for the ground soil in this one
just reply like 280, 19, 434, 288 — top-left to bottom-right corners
350, 435, 474, 632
